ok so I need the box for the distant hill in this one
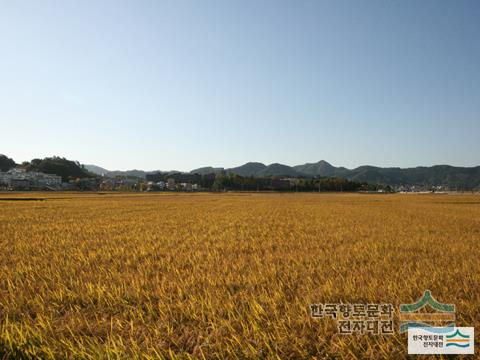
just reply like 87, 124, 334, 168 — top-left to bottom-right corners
225, 160, 340, 178
107, 169, 149, 178
343, 165, 480, 189
26, 157, 95, 182
292, 161, 480, 189
226, 162, 267, 176
221, 160, 480, 189
85, 165, 148, 178
64, 159, 480, 189
190, 166, 224, 175
0, 154, 16, 172
257, 163, 303, 177
84, 164, 110, 176
293, 160, 339, 177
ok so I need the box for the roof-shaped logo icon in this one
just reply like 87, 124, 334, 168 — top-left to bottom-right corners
399, 290, 455, 332
446, 329, 471, 348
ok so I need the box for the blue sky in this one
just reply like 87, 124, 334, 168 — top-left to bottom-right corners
1, 0, 479, 171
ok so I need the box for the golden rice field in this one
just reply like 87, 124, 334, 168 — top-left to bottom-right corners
0, 192, 479, 359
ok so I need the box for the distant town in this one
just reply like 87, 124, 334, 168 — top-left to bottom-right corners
1, 155, 479, 193
0, 166, 384, 193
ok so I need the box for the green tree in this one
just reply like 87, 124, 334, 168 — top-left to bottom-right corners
0, 154, 16, 172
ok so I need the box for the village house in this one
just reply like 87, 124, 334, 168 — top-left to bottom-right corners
0, 169, 62, 190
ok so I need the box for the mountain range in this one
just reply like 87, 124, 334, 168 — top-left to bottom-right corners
84, 165, 149, 179
85, 161, 480, 189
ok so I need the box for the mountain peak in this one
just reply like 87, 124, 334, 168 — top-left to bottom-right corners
243, 162, 267, 167
317, 160, 333, 166
227, 162, 267, 176
190, 166, 224, 175
293, 160, 337, 177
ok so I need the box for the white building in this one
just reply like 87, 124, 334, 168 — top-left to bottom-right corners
167, 178, 176, 190
0, 169, 62, 190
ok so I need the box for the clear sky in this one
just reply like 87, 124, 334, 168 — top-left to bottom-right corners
1, 0, 479, 171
